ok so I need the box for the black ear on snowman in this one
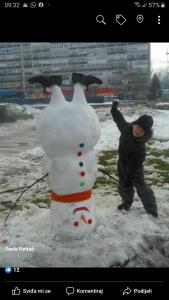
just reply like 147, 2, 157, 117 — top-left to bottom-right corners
29, 76, 51, 86
29, 75, 62, 87
85, 75, 103, 86
72, 73, 102, 88
72, 73, 85, 85
29, 76, 50, 94
49, 75, 62, 87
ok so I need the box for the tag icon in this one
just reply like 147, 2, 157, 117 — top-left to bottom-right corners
116, 15, 126, 25
136, 15, 144, 23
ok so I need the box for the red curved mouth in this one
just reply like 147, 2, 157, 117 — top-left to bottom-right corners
73, 207, 92, 227
73, 207, 89, 214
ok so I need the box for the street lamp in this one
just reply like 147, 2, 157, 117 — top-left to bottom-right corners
122, 79, 128, 100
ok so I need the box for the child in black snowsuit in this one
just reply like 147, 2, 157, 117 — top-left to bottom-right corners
110, 101, 158, 217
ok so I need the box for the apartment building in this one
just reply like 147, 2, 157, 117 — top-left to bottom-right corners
0, 43, 150, 99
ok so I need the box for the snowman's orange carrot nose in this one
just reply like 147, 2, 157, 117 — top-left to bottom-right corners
80, 214, 88, 224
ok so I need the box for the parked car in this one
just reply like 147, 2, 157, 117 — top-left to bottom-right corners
0, 103, 33, 122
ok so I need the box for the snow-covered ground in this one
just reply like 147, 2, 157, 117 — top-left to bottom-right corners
0, 105, 169, 267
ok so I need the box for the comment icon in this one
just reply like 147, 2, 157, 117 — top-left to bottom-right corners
66, 287, 75, 295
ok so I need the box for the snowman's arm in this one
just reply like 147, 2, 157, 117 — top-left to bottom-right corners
110, 105, 127, 133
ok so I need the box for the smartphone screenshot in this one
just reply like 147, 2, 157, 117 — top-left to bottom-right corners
0, 0, 169, 298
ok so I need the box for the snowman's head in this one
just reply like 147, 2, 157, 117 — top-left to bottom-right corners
37, 83, 101, 158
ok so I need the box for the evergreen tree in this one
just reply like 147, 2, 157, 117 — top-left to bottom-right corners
149, 73, 162, 100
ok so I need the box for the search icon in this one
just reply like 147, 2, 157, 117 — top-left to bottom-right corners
96, 15, 106, 25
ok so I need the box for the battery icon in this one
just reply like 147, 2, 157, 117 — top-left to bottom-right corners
161, 2, 165, 8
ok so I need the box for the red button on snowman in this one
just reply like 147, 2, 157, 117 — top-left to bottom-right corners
29, 73, 102, 238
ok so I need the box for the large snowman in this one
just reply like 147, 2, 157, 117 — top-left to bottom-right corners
29, 73, 102, 239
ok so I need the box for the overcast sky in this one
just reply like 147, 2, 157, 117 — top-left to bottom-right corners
151, 43, 169, 71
